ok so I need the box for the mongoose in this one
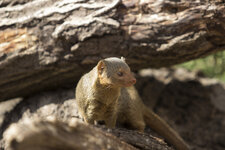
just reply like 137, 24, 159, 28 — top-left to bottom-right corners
75, 57, 189, 150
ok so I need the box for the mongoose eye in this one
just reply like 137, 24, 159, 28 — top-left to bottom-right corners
117, 71, 123, 77
99, 67, 104, 74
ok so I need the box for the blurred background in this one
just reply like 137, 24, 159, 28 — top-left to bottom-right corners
178, 51, 225, 82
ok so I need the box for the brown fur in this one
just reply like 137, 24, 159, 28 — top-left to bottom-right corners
75, 57, 189, 150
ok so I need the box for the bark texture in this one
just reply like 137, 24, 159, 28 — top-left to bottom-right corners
0, 0, 225, 101
3, 118, 172, 150
3, 119, 139, 150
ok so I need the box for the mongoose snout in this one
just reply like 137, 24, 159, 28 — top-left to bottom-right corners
126, 76, 136, 87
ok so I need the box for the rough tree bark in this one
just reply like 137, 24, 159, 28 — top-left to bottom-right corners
0, 0, 225, 101
3, 119, 139, 150
3, 118, 172, 150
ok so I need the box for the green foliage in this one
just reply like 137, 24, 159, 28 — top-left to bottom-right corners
178, 51, 225, 82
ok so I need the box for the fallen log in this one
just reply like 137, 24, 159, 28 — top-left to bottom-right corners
0, 0, 225, 101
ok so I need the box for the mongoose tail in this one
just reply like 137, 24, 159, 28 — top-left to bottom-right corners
143, 106, 189, 150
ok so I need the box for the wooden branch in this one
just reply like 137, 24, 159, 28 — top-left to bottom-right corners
102, 127, 173, 150
3, 118, 171, 150
0, 0, 225, 101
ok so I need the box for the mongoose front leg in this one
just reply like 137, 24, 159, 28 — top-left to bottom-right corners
83, 104, 98, 125
104, 113, 117, 128
103, 101, 118, 128
83, 115, 95, 125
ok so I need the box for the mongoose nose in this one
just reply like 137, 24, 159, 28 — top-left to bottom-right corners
131, 78, 136, 84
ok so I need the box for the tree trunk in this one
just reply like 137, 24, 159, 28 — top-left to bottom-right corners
0, 0, 224, 100
3, 118, 172, 150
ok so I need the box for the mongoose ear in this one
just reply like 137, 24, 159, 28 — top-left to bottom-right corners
121, 57, 126, 62
97, 60, 105, 75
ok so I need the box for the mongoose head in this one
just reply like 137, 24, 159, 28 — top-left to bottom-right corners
97, 57, 136, 87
